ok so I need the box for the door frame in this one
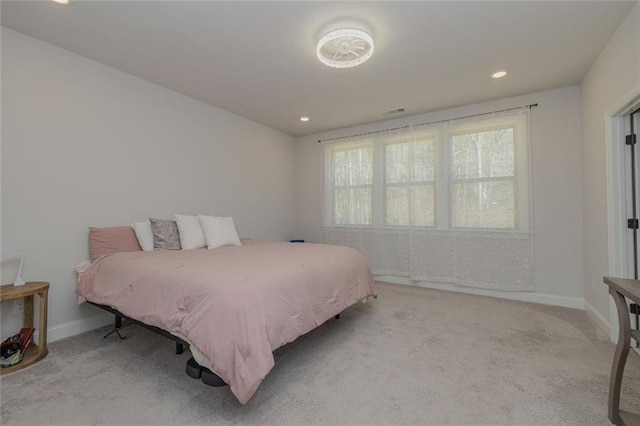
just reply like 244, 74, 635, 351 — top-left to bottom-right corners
606, 85, 640, 341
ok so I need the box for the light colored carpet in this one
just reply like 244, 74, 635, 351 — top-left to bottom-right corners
1, 282, 639, 425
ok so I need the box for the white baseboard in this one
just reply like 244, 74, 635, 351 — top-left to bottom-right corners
376, 275, 584, 310
584, 299, 612, 337
34, 312, 113, 344
29, 279, 590, 345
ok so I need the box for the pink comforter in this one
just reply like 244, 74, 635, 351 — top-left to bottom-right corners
77, 240, 376, 404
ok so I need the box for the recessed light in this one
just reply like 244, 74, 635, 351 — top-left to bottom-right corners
52, 0, 72, 4
300, 116, 310, 122
491, 69, 509, 79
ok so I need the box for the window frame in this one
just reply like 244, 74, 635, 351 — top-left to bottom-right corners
449, 123, 518, 230
325, 141, 375, 227
444, 114, 529, 232
382, 133, 438, 228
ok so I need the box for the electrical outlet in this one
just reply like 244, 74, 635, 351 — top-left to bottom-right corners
13, 299, 23, 314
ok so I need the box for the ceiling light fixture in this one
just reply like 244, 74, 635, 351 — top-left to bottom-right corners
300, 116, 310, 122
52, 0, 72, 4
317, 28, 374, 69
491, 69, 509, 79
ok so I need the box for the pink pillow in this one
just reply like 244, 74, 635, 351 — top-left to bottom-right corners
89, 226, 142, 261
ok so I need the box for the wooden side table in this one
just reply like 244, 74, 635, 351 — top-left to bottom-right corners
0, 281, 49, 375
603, 277, 640, 426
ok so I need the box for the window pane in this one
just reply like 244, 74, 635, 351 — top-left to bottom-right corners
385, 137, 435, 184
334, 188, 372, 225
385, 186, 409, 225
412, 185, 435, 226
452, 127, 514, 179
333, 146, 373, 186
413, 138, 436, 182
385, 142, 410, 184
385, 185, 435, 226
452, 181, 514, 228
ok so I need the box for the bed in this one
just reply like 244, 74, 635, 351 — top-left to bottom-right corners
77, 239, 376, 404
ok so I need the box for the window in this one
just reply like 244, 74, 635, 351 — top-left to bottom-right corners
323, 111, 529, 232
384, 135, 436, 226
330, 144, 373, 225
322, 109, 533, 292
451, 125, 517, 229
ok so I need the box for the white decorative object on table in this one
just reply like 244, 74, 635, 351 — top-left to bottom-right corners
1, 252, 26, 286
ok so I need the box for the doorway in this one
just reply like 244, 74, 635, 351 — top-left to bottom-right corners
607, 91, 640, 344
623, 108, 640, 346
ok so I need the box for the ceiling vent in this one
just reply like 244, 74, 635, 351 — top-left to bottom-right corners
382, 108, 406, 116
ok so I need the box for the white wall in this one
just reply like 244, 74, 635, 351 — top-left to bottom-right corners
0, 28, 296, 340
294, 86, 584, 304
581, 3, 640, 324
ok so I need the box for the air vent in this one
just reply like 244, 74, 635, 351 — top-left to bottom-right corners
382, 108, 406, 116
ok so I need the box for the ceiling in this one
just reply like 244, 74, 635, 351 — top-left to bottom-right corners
1, 1, 635, 137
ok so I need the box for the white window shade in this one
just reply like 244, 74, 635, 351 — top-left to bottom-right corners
330, 143, 373, 225
384, 135, 436, 226
322, 108, 533, 292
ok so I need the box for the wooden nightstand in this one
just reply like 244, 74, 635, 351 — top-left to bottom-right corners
0, 281, 49, 374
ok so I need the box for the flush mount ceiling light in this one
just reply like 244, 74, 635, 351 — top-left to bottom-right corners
491, 68, 509, 79
300, 116, 310, 122
317, 28, 374, 69
52, 0, 72, 4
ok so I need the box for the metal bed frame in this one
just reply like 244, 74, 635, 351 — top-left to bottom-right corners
88, 301, 227, 387
89, 302, 342, 388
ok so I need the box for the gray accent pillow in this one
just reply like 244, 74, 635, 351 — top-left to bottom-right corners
150, 218, 182, 250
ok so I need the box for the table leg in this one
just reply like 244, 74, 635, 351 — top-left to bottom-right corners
609, 288, 632, 425
38, 289, 48, 357
23, 295, 34, 328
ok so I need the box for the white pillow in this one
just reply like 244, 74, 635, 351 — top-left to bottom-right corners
175, 214, 206, 250
131, 220, 154, 252
198, 216, 242, 250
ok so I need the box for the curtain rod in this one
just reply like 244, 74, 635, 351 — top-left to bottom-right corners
318, 103, 538, 143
